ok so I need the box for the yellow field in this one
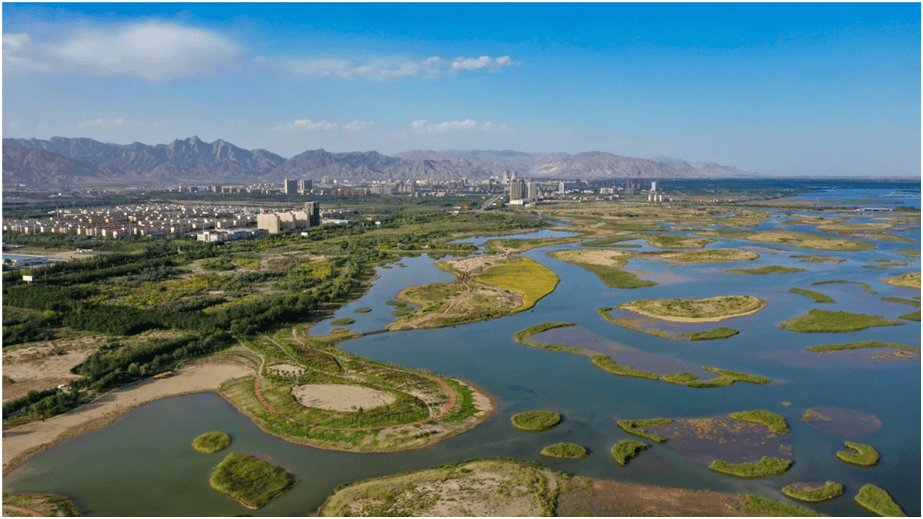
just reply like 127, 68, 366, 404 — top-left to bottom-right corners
883, 272, 921, 290
476, 257, 559, 312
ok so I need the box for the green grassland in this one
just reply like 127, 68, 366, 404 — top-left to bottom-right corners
883, 272, 922, 289
597, 308, 739, 341
209, 452, 295, 509
611, 440, 649, 466
685, 327, 740, 340
740, 495, 824, 517
655, 248, 760, 263
580, 236, 640, 247
807, 341, 920, 354
618, 295, 766, 321
789, 288, 835, 303
837, 442, 880, 467
484, 236, 582, 253
782, 481, 844, 502
540, 443, 588, 459
192, 431, 231, 454
854, 484, 906, 517
617, 419, 672, 443
511, 411, 562, 432
728, 410, 789, 434
727, 265, 807, 275
476, 257, 560, 312
779, 309, 905, 333
547, 249, 657, 289
811, 280, 878, 293
791, 254, 846, 264
708, 456, 792, 478
514, 322, 581, 353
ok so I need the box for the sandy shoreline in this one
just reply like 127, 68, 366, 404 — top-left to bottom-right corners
2, 361, 251, 476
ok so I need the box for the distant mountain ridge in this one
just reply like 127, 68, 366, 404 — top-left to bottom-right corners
3, 136, 756, 188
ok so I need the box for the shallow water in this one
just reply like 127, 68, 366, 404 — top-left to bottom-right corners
5, 206, 920, 517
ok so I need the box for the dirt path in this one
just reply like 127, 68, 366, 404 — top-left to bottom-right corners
2, 506, 44, 517
2, 361, 250, 476
395, 268, 473, 330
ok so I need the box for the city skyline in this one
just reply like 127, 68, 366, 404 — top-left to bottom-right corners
3, 2, 920, 177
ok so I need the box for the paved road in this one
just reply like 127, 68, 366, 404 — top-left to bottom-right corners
479, 194, 505, 211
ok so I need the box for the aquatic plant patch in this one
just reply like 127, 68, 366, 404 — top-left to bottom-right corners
740, 495, 824, 517
611, 440, 649, 466
836, 441, 879, 467
617, 419, 672, 443
209, 453, 295, 509
726, 265, 807, 275
854, 484, 906, 517
541, 443, 588, 458
708, 456, 792, 478
779, 309, 905, 333
192, 431, 231, 454
729, 410, 788, 434
788, 288, 835, 303
781, 481, 844, 502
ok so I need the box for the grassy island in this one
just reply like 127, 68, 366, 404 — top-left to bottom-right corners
598, 308, 740, 341
352, 307, 372, 313
729, 410, 788, 434
317, 459, 557, 516
811, 280, 877, 293
698, 230, 875, 251
727, 265, 807, 275
514, 322, 580, 353
685, 327, 740, 341
789, 288, 835, 303
617, 419, 672, 443
740, 495, 824, 517
779, 309, 905, 333
192, 431, 231, 454
837, 441, 879, 467
209, 452, 295, 509
791, 254, 846, 264
485, 236, 582, 254
656, 248, 759, 263
548, 249, 656, 289
511, 411, 562, 432
708, 456, 792, 478
330, 318, 355, 326
643, 234, 713, 249
807, 341, 920, 354
618, 295, 766, 322
611, 440, 649, 466
541, 443, 588, 459
854, 484, 906, 517
782, 481, 845, 502
883, 272, 921, 289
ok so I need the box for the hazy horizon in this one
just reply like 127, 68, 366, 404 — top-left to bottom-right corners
3, 3, 920, 177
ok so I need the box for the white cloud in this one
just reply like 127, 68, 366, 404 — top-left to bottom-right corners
286, 55, 518, 81
78, 118, 142, 129
344, 120, 374, 132
273, 119, 339, 132
408, 119, 509, 135
3, 22, 238, 80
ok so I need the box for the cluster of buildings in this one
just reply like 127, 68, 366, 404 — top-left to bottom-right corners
255, 202, 322, 234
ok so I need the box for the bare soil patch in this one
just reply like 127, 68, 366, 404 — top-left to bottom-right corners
291, 384, 396, 412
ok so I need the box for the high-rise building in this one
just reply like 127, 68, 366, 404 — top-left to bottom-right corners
298, 179, 312, 194
527, 180, 539, 200
305, 201, 320, 227
284, 179, 298, 195
509, 179, 526, 201
650, 181, 658, 192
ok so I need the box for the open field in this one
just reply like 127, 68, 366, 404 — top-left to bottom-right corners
779, 309, 905, 333
209, 452, 295, 509
475, 256, 560, 311
618, 295, 766, 322
782, 481, 844, 502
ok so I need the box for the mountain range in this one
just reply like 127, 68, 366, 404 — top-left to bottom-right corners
2, 136, 756, 188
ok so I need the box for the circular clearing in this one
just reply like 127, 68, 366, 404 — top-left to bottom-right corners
291, 384, 396, 412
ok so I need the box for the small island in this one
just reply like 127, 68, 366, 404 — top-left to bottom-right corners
192, 431, 231, 454
511, 411, 562, 432
708, 456, 792, 478
209, 452, 295, 509
782, 481, 845, 502
618, 295, 767, 323
540, 443, 588, 459
611, 440, 649, 466
837, 441, 880, 467
779, 309, 905, 333
854, 484, 906, 517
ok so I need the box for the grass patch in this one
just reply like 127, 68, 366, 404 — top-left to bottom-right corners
548, 249, 657, 289
581, 236, 640, 247
353, 307, 373, 313
540, 442, 588, 459
685, 327, 739, 341
882, 296, 921, 307
2, 493, 79, 517
704, 230, 875, 251
511, 411, 562, 432
896, 248, 920, 257
610, 440, 649, 466
811, 280, 877, 294
617, 419, 671, 443
708, 456, 792, 478
330, 318, 355, 326
791, 254, 845, 264
779, 309, 905, 333
643, 233, 713, 249
854, 484, 906, 517
591, 356, 660, 380
836, 441, 879, 467
726, 265, 807, 275
729, 410, 788, 434
209, 452, 295, 509
192, 431, 231, 454
579, 262, 658, 288
619, 295, 766, 321
898, 309, 920, 321
657, 248, 759, 263
740, 495, 824, 516
807, 341, 919, 353
789, 288, 835, 303
802, 409, 831, 422
684, 367, 771, 388
476, 257, 560, 311
514, 322, 581, 353
781, 481, 844, 502
386, 300, 410, 307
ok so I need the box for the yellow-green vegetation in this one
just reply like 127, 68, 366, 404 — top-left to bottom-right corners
617, 419, 672, 443
476, 257, 559, 311
882, 296, 921, 308
699, 230, 875, 251
812, 279, 877, 294
547, 249, 656, 289
791, 254, 846, 264
807, 341, 920, 354
883, 272, 921, 289
781, 481, 845, 502
192, 431, 231, 454
837, 442, 880, 467
592, 355, 770, 388
685, 327, 740, 341
854, 484, 906, 517
580, 236, 639, 247
729, 410, 789, 434
611, 440, 649, 466
726, 265, 807, 275
618, 295, 766, 322
643, 233, 714, 249
740, 495, 824, 517
779, 309, 905, 333
317, 459, 557, 517
896, 248, 921, 258
597, 308, 739, 341
802, 409, 831, 423
511, 411, 562, 432
484, 236, 582, 253
789, 288, 835, 303
898, 309, 920, 321
2, 493, 79, 517
708, 456, 792, 478
540, 442, 588, 459
353, 307, 372, 313
209, 452, 295, 509
330, 318, 355, 326
514, 322, 581, 353
655, 248, 759, 263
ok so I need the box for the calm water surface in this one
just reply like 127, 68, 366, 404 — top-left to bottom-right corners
5, 202, 920, 516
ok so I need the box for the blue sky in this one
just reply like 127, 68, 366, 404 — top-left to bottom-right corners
3, 2, 919, 176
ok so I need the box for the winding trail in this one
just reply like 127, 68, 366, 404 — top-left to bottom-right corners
3, 506, 44, 517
